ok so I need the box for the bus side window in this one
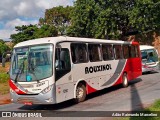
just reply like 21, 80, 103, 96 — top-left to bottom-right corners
113, 45, 122, 59
88, 44, 102, 62
135, 45, 140, 57
102, 44, 114, 60
71, 43, 88, 63
55, 48, 71, 81
123, 45, 129, 59
130, 45, 136, 58
55, 48, 71, 70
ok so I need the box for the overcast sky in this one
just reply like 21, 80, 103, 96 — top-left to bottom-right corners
0, 0, 74, 41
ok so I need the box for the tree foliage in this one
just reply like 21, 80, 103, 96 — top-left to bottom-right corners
10, 0, 160, 44
11, 24, 58, 44
0, 41, 10, 56
67, 0, 160, 40
11, 6, 73, 44
39, 6, 73, 35
0, 39, 5, 44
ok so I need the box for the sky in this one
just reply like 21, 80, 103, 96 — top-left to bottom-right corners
0, 0, 74, 41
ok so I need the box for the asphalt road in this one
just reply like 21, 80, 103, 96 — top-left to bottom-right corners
0, 71, 160, 119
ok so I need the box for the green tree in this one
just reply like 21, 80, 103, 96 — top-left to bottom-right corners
0, 39, 5, 44
11, 24, 58, 44
11, 25, 38, 44
67, 0, 160, 40
129, 0, 160, 34
0, 42, 10, 56
39, 6, 73, 35
34, 24, 58, 38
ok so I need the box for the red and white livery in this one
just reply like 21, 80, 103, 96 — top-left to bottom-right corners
9, 36, 142, 105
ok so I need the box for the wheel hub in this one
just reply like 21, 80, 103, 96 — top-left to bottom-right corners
77, 87, 84, 98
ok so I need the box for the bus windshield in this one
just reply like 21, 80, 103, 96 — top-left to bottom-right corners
10, 44, 53, 82
141, 49, 158, 64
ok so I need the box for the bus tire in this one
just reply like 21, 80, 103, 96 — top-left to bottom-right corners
122, 73, 128, 88
75, 83, 86, 103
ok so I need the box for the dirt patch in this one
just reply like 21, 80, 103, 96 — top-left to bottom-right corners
0, 93, 11, 105
0, 62, 10, 73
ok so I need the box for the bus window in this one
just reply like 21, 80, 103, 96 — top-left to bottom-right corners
102, 44, 114, 60
130, 45, 139, 58
71, 43, 88, 63
146, 49, 158, 63
55, 48, 71, 80
135, 45, 140, 57
123, 45, 129, 59
88, 44, 102, 62
55, 48, 71, 70
113, 45, 122, 59
130, 45, 136, 58
141, 50, 147, 60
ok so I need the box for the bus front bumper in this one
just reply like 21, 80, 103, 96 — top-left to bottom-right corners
142, 64, 159, 73
10, 86, 56, 105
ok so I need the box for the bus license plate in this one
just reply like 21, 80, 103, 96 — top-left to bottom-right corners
24, 102, 33, 105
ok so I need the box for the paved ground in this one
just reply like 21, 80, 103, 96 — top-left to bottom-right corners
0, 71, 160, 119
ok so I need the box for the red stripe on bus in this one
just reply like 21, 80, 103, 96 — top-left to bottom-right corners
9, 80, 26, 95
113, 58, 142, 86
86, 83, 97, 94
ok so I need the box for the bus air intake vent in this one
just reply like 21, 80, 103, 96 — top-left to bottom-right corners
17, 97, 41, 104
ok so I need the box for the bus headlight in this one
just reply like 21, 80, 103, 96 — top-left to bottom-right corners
10, 88, 14, 93
41, 85, 52, 94
142, 65, 148, 68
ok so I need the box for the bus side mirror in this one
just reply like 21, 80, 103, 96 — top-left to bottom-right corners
2, 58, 6, 67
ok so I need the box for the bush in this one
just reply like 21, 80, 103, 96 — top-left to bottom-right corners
0, 73, 9, 83
0, 42, 10, 56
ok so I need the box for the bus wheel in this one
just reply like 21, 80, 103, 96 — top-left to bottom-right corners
75, 83, 86, 103
122, 73, 128, 87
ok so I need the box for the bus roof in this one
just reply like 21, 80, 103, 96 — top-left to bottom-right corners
14, 36, 134, 48
140, 45, 155, 51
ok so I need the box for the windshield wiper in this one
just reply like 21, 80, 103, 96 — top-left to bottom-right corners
27, 52, 38, 81
15, 58, 25, 83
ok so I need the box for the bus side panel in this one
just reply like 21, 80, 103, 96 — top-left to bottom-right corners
86, 83, 97, 94
113, 57, 142, 86
56, 82, 75, 103
72, 60, 119, 92
55, 42, 75, 103
127, 57, 142, 80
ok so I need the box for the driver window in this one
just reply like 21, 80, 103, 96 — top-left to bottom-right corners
55, 48, 71, 71
55, 48, 71, 81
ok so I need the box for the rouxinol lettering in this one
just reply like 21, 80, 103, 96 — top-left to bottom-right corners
85, 64, 112, 74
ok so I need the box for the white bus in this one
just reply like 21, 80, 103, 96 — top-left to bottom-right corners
140, 45, 159, 73
9, 36, 142, 105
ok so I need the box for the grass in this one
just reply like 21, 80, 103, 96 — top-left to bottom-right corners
146, 99, 160, 111
0, 62, 10, 95
119, 100, 160, 120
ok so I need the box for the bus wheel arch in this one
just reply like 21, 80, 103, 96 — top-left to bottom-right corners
122, 72, 128, 87
74, 81, 87, 103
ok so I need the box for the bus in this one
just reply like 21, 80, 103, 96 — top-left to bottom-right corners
140, 45, 159, 73
9, 36, 142, 105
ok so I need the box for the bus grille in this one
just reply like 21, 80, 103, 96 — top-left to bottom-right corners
17, 97, 41, 104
